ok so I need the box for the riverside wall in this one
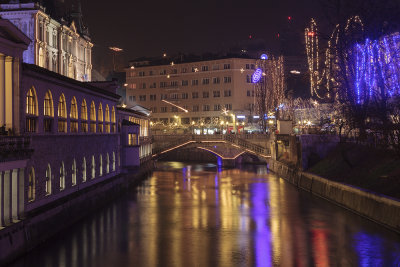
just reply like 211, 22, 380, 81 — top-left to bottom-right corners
268, 159, 400, 234
0, 161, 154, 266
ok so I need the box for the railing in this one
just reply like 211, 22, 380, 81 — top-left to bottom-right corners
152, 134, 271, 157
0, 136, 32, 162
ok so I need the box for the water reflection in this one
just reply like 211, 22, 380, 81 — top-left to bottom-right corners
10, 162, 400, 267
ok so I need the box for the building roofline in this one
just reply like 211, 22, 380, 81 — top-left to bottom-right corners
22, 63, 121, 100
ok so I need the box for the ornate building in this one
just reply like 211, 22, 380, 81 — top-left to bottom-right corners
0, 1, 93, 81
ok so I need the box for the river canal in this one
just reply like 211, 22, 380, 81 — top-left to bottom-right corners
10, 162, 400, 267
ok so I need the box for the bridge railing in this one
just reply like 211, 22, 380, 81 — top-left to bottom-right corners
152, 134, 271, 156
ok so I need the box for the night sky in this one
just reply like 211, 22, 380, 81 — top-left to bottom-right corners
80, 0, 318, 72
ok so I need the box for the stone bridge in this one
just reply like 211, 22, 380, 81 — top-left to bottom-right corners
152, 134, 271, 167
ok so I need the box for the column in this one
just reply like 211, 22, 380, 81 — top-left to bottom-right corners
11, 169, 18, 221
3, 170, 10, 225
0, 171, 3, 227
18, 168, 24, 220
0, 54, 5, 126
5, 56, 13, 130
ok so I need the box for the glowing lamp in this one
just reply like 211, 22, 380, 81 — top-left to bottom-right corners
260, 54, 268, 60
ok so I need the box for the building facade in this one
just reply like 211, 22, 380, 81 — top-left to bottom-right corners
125, 57, 263, 134
0, 18, 151, 233
0, 2, 93, 81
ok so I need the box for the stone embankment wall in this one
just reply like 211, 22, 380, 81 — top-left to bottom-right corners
0, 161, 153, 266
269, 159, 400, 233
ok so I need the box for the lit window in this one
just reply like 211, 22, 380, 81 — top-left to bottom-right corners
81, 99, 88, 133
28, 167, 35, 202
72, 159, 77, 186
45, 164, 52, 195
82, 157, 87, 182
128, 133, 138, 146
60, 162, 65, 191
99, 154, 103, 176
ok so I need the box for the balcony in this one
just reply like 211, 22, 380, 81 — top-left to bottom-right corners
0, 136, 33, 163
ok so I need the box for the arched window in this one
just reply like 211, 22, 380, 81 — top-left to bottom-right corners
70, 97, 78, 133
72, 159, 77, 186
26, 87, 38, 132
112, 152, 116, 172
111, 106, 116, 132
105, 105, 110, 133
60, 162, 65, 191
81, 99, 88, 132
44, 90, 54, 117
90, 101, 96, 133
45, 164, 52, 195
58, 94, 67, 133
99, 154, 103, 176
106, 153, 110, 174
82, 157, 87, 182
28, 167, 35, 202
98, 103, 103, 133
91, 155, 95, 179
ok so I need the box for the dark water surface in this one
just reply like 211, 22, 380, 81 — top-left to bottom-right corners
10, 162, 400, 267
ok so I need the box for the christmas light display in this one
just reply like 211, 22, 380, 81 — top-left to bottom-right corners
252, 68, 263, 83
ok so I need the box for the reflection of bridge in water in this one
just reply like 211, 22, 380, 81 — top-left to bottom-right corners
152, 134, 271, 166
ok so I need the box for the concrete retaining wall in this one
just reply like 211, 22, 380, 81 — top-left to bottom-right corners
268, 159, 400, 233
0, 162, 153, 266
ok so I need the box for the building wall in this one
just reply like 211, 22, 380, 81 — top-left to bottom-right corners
125, 58, 260, 129
0, 3, 93, 81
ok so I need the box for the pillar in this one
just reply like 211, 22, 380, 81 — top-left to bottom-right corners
12, 169, 18, 221
0, 171, 3, 227
5, 56, 13, 130
3, 170, 10, 225
0, 54, 5, 126
18, 168, 24, 220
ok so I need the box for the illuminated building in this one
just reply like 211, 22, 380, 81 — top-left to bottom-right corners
125, 55, 269, 134
0, 1, 93, 81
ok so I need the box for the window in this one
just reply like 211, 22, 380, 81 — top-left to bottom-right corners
170, 81, 178, 87
139, 71, 145, 76
60, 162, 65, 191
26, 87, 38, 132
112, 152, 116, 172
202, 65, 209, 71
139, 95, 146, 101
160, 82, 167, 88
149, 82, 157, 88
213, 91, 220, 97
72, 160, 77, 186
224, 90, 232, 97
90, 101, 96, 133
192, 79, 199, 86
182, 80, 188, 86
91, 155, 95, 179
225, 104, 232, 110
105, 105, 110, 133
28, 167, 35, 202
212, 65, 219, 70
81, 99, 88, 132
193, 105, 199, 112
247, 90, 251, 96
161, 94, 168, 100
213, 77, 220, 84
150, 94, 156, 101
98, 103, 104, 133
82, 157, 87, 182
149, 70, 154, 76
45, 164, 52, 195
151, 107, 157, 113
181, 67, 187, 73
203, 91, 209, 98
192, 92, 199, 99
182, 93, 188, 99
203, 105, 210, 111
246, 64, 250, 69
58, 94, 67, 133
44, 90, 54, 117
202, 78, 210, 85
70, 97, 78, 133
170, 93, 179, 99
140, 83, 146, 89
191, 66, 198, 72
111, 107, 116, 132
99, 155, 103, 177
247, 75, 252, 83
224, 77, 232, 83
161, 107, 167, 113
128, 133, 138, 146
160, 69, 166, 75
106, 153, 110, 174
171, 107, 178, 112
224, 64, 231, 69
171, 69, 177, 74
214, 104, 221, 111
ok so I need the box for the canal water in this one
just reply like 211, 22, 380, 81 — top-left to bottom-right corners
10, 162, 400, 267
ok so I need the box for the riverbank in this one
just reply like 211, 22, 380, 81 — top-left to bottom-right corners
268, 159, 400, 234
0, 161, 153, 267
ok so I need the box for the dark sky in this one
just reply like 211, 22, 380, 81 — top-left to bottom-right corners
80, 0, 319, 71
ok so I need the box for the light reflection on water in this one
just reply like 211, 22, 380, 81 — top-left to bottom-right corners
10, 162, 400, 267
